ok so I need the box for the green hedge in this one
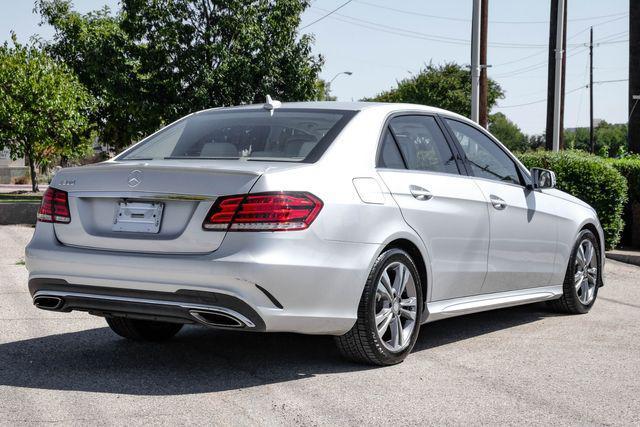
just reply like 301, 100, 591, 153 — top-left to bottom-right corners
608, 155, 640, 246
517, 150, 627, 250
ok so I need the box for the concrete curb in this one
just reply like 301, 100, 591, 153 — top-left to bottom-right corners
606, 251, 640, 267
0, 203, 39, 225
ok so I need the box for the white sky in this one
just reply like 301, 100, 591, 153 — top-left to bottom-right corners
1, 0, 630, 135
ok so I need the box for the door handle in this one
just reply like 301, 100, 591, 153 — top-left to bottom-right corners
410, 185, 433, 201
490, 194, 507, 210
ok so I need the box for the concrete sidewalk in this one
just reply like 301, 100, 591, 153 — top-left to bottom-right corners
0, 184, 47, 194
607, 248, 640, 267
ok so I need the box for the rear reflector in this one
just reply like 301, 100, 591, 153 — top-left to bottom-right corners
203, 192, 323, 232
37, 187, 71, 224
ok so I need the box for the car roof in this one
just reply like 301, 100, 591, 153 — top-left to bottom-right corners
197, 101, 462, 117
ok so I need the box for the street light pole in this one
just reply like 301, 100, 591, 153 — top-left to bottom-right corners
329, 71, 353, 84
325, 72, 353, 101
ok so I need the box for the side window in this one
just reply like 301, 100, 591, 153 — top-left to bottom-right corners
445, 119, 522, 185
379, 129, 406, 169
388, 116, 459, 174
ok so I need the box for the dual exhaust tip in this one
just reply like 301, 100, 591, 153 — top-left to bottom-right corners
33, 294, 249, 329
33, 295, 64, 311
189, 309, 246, 328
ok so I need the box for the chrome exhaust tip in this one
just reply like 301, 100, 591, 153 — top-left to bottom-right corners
33, 295, 64, 311
190, 309, 246, 328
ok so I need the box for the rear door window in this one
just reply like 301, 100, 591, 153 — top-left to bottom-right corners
387, 116, 459, 174
378, 129, 406, 169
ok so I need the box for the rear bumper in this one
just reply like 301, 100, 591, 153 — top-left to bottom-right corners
30, 279, 265, 330
26, 223, 379, 335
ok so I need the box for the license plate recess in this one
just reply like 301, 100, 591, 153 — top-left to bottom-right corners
112, 201, 164, 233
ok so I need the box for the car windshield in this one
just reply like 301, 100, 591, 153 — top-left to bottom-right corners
118, 109, 355, 162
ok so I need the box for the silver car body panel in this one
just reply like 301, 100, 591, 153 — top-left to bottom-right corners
26, 101, 605, 335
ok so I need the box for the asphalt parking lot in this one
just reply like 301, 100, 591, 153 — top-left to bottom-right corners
1, 224, 639, 426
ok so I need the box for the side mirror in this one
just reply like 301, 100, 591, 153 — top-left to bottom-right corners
531, 167, 556, 189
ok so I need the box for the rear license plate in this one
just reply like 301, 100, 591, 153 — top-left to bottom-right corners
112, 201, 164, 234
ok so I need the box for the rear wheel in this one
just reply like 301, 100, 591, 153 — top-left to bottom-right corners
335, 248, 423, 365
549, 229, 600, 314
106, 317, 183, 341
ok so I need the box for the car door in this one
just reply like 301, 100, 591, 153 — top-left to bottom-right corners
442, 117, 558, 293
377, 114, 490, 301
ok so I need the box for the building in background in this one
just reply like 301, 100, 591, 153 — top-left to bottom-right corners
0, 149, 28, 184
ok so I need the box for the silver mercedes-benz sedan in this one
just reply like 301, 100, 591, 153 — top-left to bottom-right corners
26, 100, 604, 365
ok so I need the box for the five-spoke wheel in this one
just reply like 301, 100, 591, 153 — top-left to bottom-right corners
574, 238, 598, 305
550, 229, 600, 314
335, 248, 423, 365
375, 262, 418, 352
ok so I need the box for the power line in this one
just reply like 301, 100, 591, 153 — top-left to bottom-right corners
492, 30, 628, 78
493, 47, 588, 78
307, 7, 583, 49
491, 17, 628, 68
353, 0, 627, 25
598, 39, 629, 45
593, 78, 629, 84
497, 85, 586, 108
300, 0, 354, 30
495, 76, 626, 109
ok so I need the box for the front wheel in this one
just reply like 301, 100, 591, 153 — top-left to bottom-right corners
335, 248, 423, 365
549, 229, 600, 314
106, 317, 183, 341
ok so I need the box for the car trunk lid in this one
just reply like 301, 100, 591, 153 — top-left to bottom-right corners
50, 160, 269, 254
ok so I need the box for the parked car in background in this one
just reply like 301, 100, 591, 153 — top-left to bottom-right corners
25, 100, 604, 365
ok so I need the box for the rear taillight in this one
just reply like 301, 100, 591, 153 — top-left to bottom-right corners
37, 187, 71, 224
203, 192, 323, 232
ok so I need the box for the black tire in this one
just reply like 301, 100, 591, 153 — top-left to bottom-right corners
335, 248, 423, 366
106, 317, 183, 341
548, 229, 600, 314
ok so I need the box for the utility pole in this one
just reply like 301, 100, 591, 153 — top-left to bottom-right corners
470, 0, 481, 123
630, 0, 640, 153
559, 0, 567, 150
551, 0, 565, 151
479, 0, 489, 128
545, 0, 558, 150
545, 0, 567, 151
589, 27, 594, 153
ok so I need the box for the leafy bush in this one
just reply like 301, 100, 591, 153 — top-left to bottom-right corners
517, 150, 627, 250
608, 155, 640, 246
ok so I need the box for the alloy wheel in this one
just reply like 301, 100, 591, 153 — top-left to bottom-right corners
375, 261, 418, 352
574, 239, 597, 305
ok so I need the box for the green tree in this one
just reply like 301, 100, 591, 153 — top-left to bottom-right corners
488, 112, 528, 151
564, 121, 628, 157
36, 0, 153, 152
312, 79, 337, 101
527, 134, 546, 150
363, 62, 504, 117
0, 34, 94, 191
37, 0, 323, 150
596, 121, 628, 157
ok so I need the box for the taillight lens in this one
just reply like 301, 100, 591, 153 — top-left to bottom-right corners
203, 192, 323, 232
37, 187, 71, 224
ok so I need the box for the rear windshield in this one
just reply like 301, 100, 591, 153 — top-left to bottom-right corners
118, 109, 356, 162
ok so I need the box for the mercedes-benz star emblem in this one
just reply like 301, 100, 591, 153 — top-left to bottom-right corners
127, 170, 143, 188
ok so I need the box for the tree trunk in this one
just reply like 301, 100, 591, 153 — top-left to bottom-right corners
26, 145, 39, 193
